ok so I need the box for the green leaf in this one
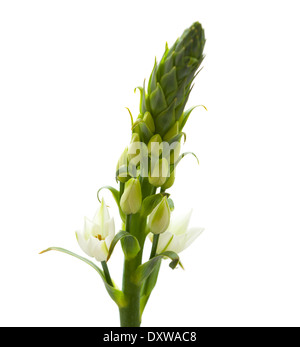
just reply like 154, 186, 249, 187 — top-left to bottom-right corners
134, 86, 144, 114
133, 251, 180, 285
140, 193, 163, 217
121, 236, 140, 260
168, 151, 198, 177
39, 247, 127, 308
175, 151, 199, 166
179, 105, 207, 131
134, 79, 150, 114
148, 57, 158, 94
125, 107, 134, 127
140, 259, 162, 316
107, 230, 140, 261
97, 186, 125, 223
141, 260, 162, 297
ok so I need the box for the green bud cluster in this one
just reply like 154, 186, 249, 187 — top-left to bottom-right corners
133, 21, 205, 144
119, 22, 205, 237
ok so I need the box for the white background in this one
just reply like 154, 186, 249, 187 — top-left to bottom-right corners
1, 0, 300, 327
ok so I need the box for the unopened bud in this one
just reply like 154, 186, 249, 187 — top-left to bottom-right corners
148, 197, 171, 234
128, 133, 141, 163
116, 147, 130, 183
169, 141, 181, 164
161, 170, 175, 190
149, 158, 169, 187
120, 178, 142, 215
147, 134, 162, 158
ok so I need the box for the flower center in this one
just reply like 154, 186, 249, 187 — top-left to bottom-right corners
95, 234, 103, 241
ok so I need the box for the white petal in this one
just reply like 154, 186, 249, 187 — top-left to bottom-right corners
93, 198, 110, 229
93, 240, 109, 262
168, 210, 193, 236
102, 216, 115, 239
164, 228, 204, 254
76, 230, 93, 257
84, 217, 101, 238
156, 231, 173, 254
181, 227, 204, 252
104, 218, 115, 249
164, 233, 186, 254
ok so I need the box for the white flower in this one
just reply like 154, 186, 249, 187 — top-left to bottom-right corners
75, 198, 115, 262
151, 210, 204, 254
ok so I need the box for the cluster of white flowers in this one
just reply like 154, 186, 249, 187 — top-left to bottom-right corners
76, 197, 203, 262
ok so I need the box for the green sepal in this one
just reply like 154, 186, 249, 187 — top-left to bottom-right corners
132, 251, 180, 285
97, 186, 125, 223
140, 193, 163, 217
39, 247, 127, 308
107, 230, 140, 261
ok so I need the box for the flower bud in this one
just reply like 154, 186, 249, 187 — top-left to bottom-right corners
149, 158, 169, 187
120, 178, 142, 215
161, 169, 175, 190
169, 141, 181, 165
147, 134, 162, 158
116, 147, 130, 183
128, 133, 140, 161
148, 197, 171, 234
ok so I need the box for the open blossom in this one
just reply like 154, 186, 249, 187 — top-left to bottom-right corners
151, 210, 204, 254
75, 198, 115, 262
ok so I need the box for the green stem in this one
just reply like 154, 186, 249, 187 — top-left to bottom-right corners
119, 213, 146, 327
118, 178, 157, 327
101, 261, 113, 287
150, 234, 160, 259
